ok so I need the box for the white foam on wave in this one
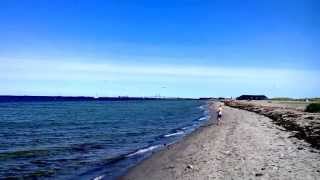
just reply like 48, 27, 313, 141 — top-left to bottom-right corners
126, 144, 163, 157
198, 116, 207, 121
199, 104, 210, 117
182, 126, 189, 130
164, 131, 185, 137
93, 175, 105, 180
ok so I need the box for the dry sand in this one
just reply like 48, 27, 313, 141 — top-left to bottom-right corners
120, 102, 320, 180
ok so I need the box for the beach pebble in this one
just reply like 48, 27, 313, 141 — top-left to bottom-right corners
186, 164, 193, 169
279, 153, 285, 159
220, 151, 230, 155
310, 149, 317, 153
164, 166, 175, 170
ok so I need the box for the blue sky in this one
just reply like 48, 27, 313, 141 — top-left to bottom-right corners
0, 0, 319, 98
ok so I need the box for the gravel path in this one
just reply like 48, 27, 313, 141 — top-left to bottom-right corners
120, 102, 320, 180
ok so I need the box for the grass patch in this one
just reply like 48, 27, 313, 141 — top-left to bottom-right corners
271, 97, 295, 101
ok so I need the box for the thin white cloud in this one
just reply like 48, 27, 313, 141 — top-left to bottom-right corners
1, 58, 316, 83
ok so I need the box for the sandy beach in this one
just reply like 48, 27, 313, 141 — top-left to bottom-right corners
120, 101, 320, 180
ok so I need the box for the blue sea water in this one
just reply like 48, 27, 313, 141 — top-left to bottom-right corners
0, 100, 209, 179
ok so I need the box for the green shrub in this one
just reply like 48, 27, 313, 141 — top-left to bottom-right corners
305, 103, 320, 113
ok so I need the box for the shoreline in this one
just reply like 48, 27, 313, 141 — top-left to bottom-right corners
119, 101, 320, 180
118, 101, 219, 180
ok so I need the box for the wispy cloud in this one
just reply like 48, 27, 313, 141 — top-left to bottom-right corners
1, 58, 316, 82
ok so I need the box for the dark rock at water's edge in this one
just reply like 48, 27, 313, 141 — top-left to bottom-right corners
225, 101, 320, 149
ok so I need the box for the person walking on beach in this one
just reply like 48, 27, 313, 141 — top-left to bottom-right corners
217, 105, 223, 125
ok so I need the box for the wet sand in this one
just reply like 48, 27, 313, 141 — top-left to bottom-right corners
119, 101, 320, 180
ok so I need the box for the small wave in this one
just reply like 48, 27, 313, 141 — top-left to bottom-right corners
93, 174, 105, 180
164, 131, 184, 137
182, 126, 189, 130
126, 145, 163, 157
0, 149, 50, 160
198, 116, 207, 121
180, 125, 197, 133
70, 143, 104, 152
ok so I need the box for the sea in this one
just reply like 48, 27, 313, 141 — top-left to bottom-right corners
0, 99, 210, 179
